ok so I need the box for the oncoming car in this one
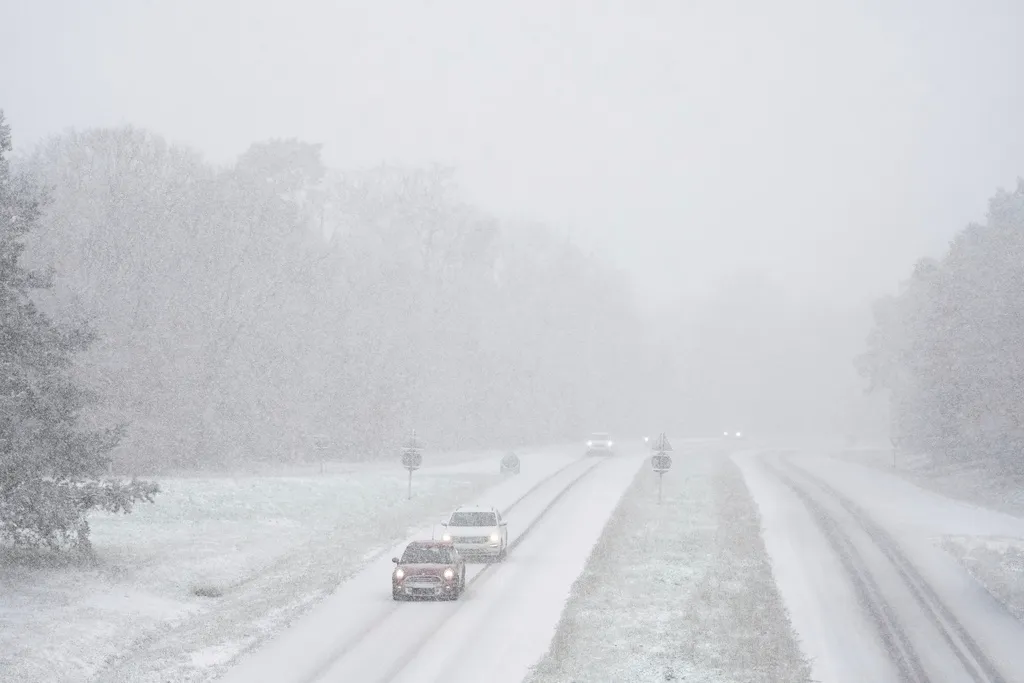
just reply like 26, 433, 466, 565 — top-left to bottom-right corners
586, 432, 614, 456
441, 505, 508, 562
392, 540, 466, 601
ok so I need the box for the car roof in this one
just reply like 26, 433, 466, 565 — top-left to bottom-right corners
591, 432, 610, 437
453, 505, 498, 513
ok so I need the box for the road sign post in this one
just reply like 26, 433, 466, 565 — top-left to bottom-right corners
313, 434, 330, 474
651, 434, 673, 505
653, 432, 673, 454
401, 430, 423, 499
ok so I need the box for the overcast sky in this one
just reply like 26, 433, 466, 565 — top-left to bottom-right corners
3, 0, 1023, 310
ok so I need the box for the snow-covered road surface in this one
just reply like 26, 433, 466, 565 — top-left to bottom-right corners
218, 450, 643, 683
736, 449, 1024, 683
386, 455, 644, 683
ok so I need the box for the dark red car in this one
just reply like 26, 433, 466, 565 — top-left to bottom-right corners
392, 540, 466, 601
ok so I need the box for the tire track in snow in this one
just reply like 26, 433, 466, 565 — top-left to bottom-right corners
770, 454, 1007, 683
374, 454, 618, 683
761, 456, 927, 683
299, 455, 604, 683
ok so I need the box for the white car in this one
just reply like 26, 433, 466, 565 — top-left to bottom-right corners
440, 505, 508, 562
586, 432, 614, 456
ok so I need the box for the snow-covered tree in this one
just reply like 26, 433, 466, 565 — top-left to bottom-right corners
20, 124, 663, 469
860, 180, 1024, 469
0, 112, 157, 550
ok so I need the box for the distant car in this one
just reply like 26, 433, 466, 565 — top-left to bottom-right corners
392, 540, 466, 601
722, 430, 744, 439
500, 451, 520, 474
586, 432, 614, 456
441, 505, 508, 562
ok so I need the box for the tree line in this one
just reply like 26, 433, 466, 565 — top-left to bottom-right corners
858, 180, 1024, 471
0, 110, 669, 547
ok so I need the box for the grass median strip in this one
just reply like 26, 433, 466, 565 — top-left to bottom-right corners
526, 449, 812, 683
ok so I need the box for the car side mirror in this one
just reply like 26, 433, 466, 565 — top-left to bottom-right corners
499, 521, 507, 526
440, 521, 448, 527
391, 557, 399, 563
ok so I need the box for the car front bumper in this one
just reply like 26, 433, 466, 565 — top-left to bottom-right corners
395, 579, 459, 598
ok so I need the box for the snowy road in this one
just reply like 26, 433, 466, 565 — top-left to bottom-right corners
736, 450, 1024, 683
219, 449, 644, 683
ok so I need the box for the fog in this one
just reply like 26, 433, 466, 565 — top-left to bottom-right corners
3, 1, 1024, 463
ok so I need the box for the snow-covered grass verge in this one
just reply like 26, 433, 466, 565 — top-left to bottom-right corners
836, 447, 1024, 518
525, 448, 812, 683
0, 465, 500, 683
941, 535, 1024, 622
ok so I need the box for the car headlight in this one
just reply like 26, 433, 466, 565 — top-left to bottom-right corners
586, 441, 593, 447
443, 568, 454, 580
489, 532, 500, 542
442, 533, 452, 541
394, 568, 404, 580
608, 441, 613, 447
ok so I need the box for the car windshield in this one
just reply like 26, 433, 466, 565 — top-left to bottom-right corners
449, 512, 497, 527
591, 434, 609, 440
401, 546, 451, 564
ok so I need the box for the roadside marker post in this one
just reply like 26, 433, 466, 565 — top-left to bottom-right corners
313, 434, 331, 474
651, 432, 673, 504
401, 430, 423, 500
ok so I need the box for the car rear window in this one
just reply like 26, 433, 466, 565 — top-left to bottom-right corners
401, 546, 451, 564
449, 511, 497, 527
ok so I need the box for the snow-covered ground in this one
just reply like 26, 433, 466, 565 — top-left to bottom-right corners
836, 445, 1024, 518
808, 444, 1024, 651
0, 448, 563, 683
803, 450, 1024, 637
737, 449, 1024, 683
218, 449, 641, 683
527, 443, 811, 683
942, 535, 1024, 622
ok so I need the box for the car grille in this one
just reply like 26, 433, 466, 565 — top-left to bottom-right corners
405, 575, 442, 586
453, 536, 490, 544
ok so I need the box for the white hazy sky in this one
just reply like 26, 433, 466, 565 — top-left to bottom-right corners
3, 0, 1023, 309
